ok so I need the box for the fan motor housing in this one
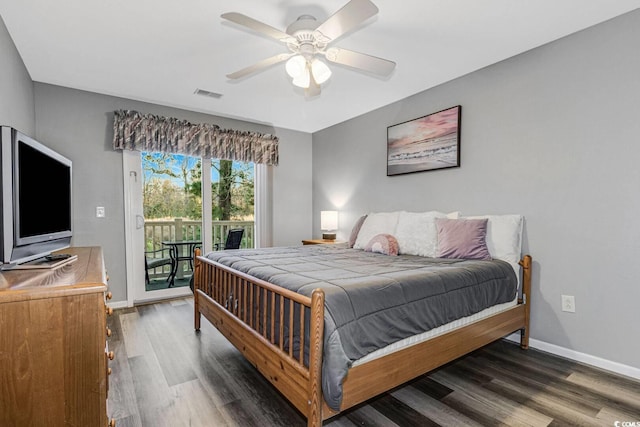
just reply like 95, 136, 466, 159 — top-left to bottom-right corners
287, 15, 328, 54
286, 14, 319, 35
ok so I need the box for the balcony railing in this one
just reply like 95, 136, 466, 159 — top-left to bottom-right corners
144, 218, 254, 281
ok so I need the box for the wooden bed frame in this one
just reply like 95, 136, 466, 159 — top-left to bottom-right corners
193, 249, 532, 427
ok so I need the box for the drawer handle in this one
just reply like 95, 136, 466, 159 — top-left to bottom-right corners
108, 351, 115, 361
105, 292, 113, 300
106, 306, 113, 316
106, 328, 112, 337
108, 419, 116, 427
107, 367, 112, 375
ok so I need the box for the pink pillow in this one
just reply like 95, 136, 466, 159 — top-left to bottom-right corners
435, 218, 491, 260
349, 215, 368, 248
364, 234, 399, 256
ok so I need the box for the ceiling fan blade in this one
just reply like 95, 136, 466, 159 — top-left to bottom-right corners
221, 12, 295, 44
227, 53, 293, 79
325, 47, 395, 76
315, 0, 378, 42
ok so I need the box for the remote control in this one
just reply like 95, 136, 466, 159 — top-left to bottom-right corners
45, 254, 72, 261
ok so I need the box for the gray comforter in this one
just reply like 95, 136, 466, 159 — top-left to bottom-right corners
205, 244, 517, 410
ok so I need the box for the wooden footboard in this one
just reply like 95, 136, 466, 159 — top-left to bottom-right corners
193, 249, 325, 425
194, 249, 532, 427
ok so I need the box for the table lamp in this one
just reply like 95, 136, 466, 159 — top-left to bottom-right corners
321, 210, 338, 240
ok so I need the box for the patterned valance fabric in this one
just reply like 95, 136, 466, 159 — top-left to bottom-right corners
112, 110, 279, 165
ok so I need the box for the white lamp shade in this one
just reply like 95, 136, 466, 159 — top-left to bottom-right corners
292, 68, 311, 88
285, 55, 306, 78
311, 59, 332, 84
321, 211, 338, 231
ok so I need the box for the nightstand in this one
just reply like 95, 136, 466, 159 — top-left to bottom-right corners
302, 239, 346, 245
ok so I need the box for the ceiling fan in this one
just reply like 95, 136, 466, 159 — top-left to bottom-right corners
221, 0, 396, 96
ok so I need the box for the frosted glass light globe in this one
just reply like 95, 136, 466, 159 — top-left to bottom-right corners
285, 55, 306, 78
292, 68, 311, 88
311, 59, 332, 84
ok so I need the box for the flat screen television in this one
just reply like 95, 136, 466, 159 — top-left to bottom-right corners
1, 126, 72, 266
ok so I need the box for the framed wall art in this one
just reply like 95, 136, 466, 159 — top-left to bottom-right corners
387, 105, 461, 176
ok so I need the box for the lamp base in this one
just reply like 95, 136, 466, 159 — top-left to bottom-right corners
322, 233, 336, 241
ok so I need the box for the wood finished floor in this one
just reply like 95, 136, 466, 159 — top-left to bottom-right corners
108, 298, 640, 426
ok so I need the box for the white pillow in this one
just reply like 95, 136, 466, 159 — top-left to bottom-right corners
464, 214, 524, 274
353, 212, 400, 250
396, 211, 460, 257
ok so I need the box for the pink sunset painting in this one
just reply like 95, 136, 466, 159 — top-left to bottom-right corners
387, 106, 460, 175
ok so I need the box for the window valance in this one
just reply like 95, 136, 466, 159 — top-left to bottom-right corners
112, 110, 279, 165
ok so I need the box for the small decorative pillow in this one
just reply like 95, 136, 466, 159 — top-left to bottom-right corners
348, 215, 368, 248
435, 218, 491, 260
365, 234, 399, 256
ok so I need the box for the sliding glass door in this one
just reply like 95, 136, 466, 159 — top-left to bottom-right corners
210, 159, 255, 250
123, 151, 256, 305
142, 152, 203, 292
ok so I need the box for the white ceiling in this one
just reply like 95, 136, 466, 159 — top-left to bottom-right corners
1, 1, 639, 133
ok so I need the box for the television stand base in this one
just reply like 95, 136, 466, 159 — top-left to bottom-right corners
7, 254, 78, 270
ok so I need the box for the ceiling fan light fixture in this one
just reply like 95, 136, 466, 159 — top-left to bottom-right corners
222, 0, 396, 95
311, 59, 332, 85
285, 55, 306, 78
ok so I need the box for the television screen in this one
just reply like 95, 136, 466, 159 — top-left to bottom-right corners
17, 141, 71, 237
14, 138, 72, 245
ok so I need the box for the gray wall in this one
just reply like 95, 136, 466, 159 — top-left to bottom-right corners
271, 127, 313, 247
34, 83, 312, 303
312, 10, 640, 369
0, 15, 34, 134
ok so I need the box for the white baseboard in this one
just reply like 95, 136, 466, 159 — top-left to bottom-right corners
107, 300, 130, 309
505, 333, 640, 381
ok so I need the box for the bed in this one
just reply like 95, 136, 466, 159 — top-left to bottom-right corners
193, 213, 531, 427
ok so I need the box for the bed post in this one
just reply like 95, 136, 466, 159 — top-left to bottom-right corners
519, 255, 532, 349
194, 248, 201, 332
307, 289, 325, 427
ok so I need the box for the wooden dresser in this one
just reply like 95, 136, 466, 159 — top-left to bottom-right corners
0, 247, 115, 426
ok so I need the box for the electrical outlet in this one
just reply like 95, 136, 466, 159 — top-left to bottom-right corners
561, 295, 575, 313
96, 206, 105, 218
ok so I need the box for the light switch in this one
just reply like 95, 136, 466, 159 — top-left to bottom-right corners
96, 206, 105, 218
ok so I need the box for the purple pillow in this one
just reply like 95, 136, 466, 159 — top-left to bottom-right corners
349, 215, 368, 248
364, 234, 399, 256
435, 218, 491, 260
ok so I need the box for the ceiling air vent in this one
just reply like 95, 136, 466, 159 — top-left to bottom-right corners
194, 88, 223, 99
